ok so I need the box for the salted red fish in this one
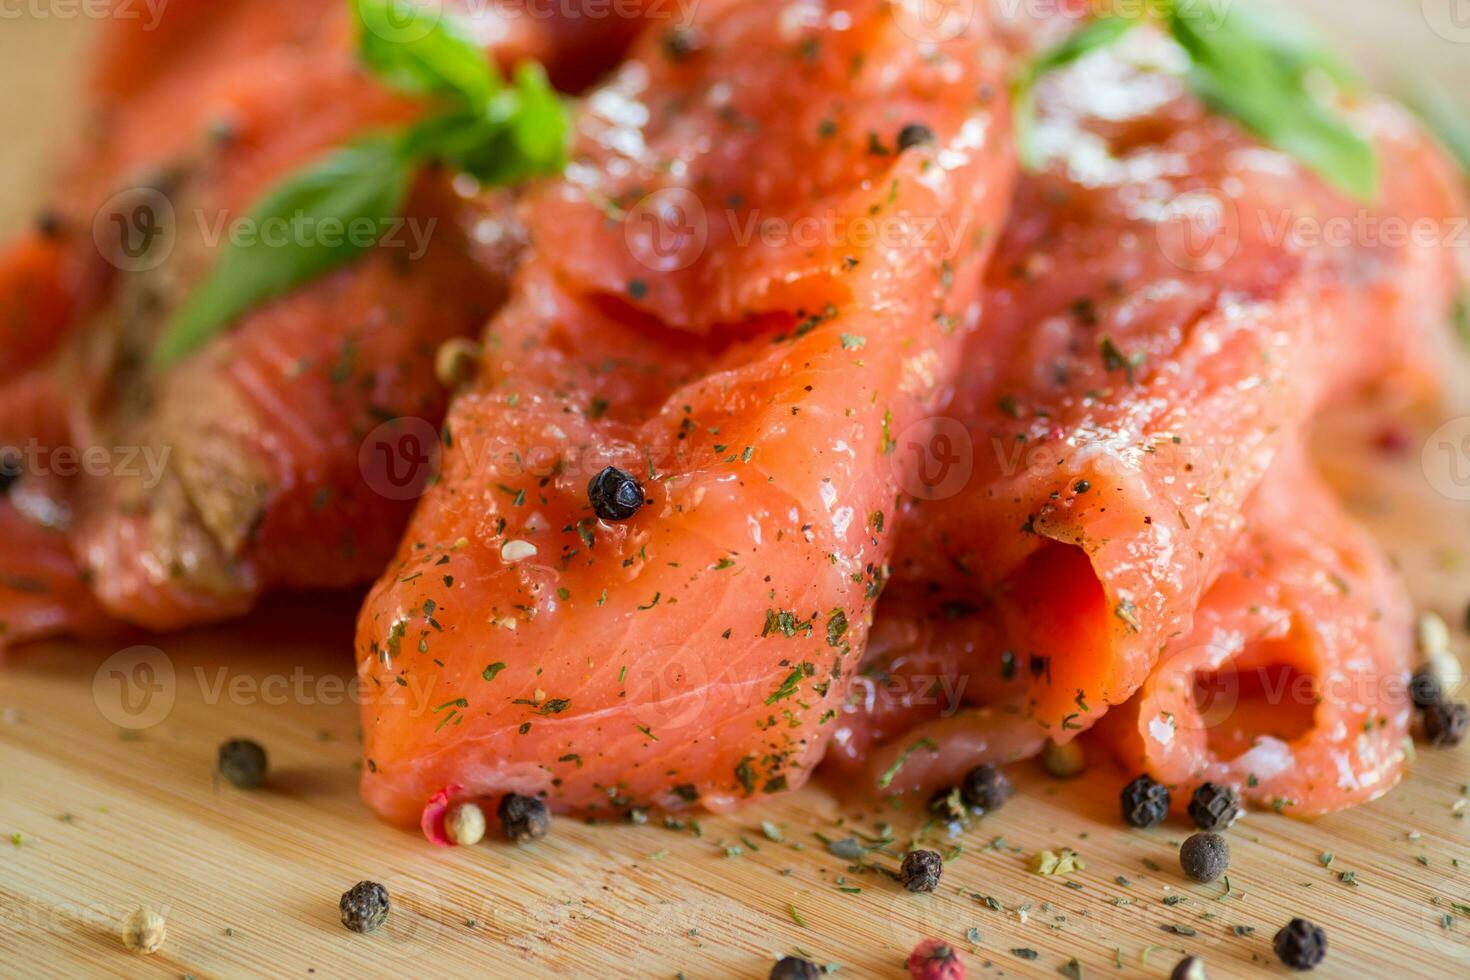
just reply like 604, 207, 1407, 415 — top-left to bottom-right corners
0, 1, 659, 640
355, 0, 1017, 824
866, 33, 1465, 765
1100, 447, 1414, 815
0, 499, 110, 648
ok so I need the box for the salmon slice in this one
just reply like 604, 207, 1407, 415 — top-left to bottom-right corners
0, 499, 110, 650
1099, 446, 1413, 816
0, 1, 662, 637
882, 32, 1466, 743
355, 0, 1017, 825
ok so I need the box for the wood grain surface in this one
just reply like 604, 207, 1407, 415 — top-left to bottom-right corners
2, 3, 1469, 978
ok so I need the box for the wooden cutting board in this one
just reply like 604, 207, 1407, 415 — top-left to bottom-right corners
2, 5, 1468, 978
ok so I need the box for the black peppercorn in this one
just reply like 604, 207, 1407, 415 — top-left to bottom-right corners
1179, 832, 1229, 883
960, 764, 1012, 812
899, 849, 943, 893
1409, 669, 1443, 710
0, 450, 20, 495
1187, 782, 1240, 831
1424, 700, 1468, 747
1169, 956, 1206, 980
661, 26, 702, 62
1273, 917, 1327, 971
587, 466, 645, 522
1120, 774, 1170, 828
897, 123, 936, 151
497, 793, 551, 843
217, 739, 268, 788
339, 881, 390, 934
34, 209, 64, 239
769, 956, 821, 980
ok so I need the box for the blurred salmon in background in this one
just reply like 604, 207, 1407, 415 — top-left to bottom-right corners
0, 0, 664, 646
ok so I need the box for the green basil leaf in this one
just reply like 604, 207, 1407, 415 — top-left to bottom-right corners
1012, 16, 1140, 169
1166, 5, 1377, 200
351, 0, 498, 105
154, 136, 411, 367
398, 62, 568, 185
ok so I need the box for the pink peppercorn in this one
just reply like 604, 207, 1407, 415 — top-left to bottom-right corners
907, 939, 964, 980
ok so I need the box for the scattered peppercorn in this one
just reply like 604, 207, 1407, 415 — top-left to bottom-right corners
34, 209, 64, 239
444, 801, 486, 846
770, 956, 822, 980
216, 739, 268, 788
122, 906, 166, 954
0, 451, 19, 495
1041, 738, 1085, 779
587, 466, 645, 522
497, 793, 551, 843
897, 123, 936, 151
339, 881, 390, 934
1179, 832, 1229, 883
1120, 774, 1170, 828
1409, 669, 1443, 710
1169, 956, 1206, 980
900, 849, 944, 893
1187, 782, 1241, 831
1423, 700, 1468, 747
1273, 917, 1327, 971
661, 26, 702, 61
959, 764, 1012, 812
907, 937, 964, 980
434, 338, 481, 390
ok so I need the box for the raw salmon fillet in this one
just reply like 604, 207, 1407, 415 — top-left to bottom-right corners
1100, 446, 1414, 816
872, 33, 1465, 754
355, 0, 1018, 825
0, 0, 657, 640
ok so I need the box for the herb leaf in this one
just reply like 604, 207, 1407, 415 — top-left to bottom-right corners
156, 137, 411, 366
1012, 2, 1377, 200
1165, 5, 1376, 200
155, 1, 568, 367
1011, 15, 1139, 169
351, 0, 497, 103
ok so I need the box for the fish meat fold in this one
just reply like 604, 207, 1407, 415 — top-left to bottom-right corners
356, 0, 1018, 824
1100, 447, 1414, 816
877, 34, 1465, 748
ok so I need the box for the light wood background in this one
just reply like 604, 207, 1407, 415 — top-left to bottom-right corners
1, 4, 1468, 978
